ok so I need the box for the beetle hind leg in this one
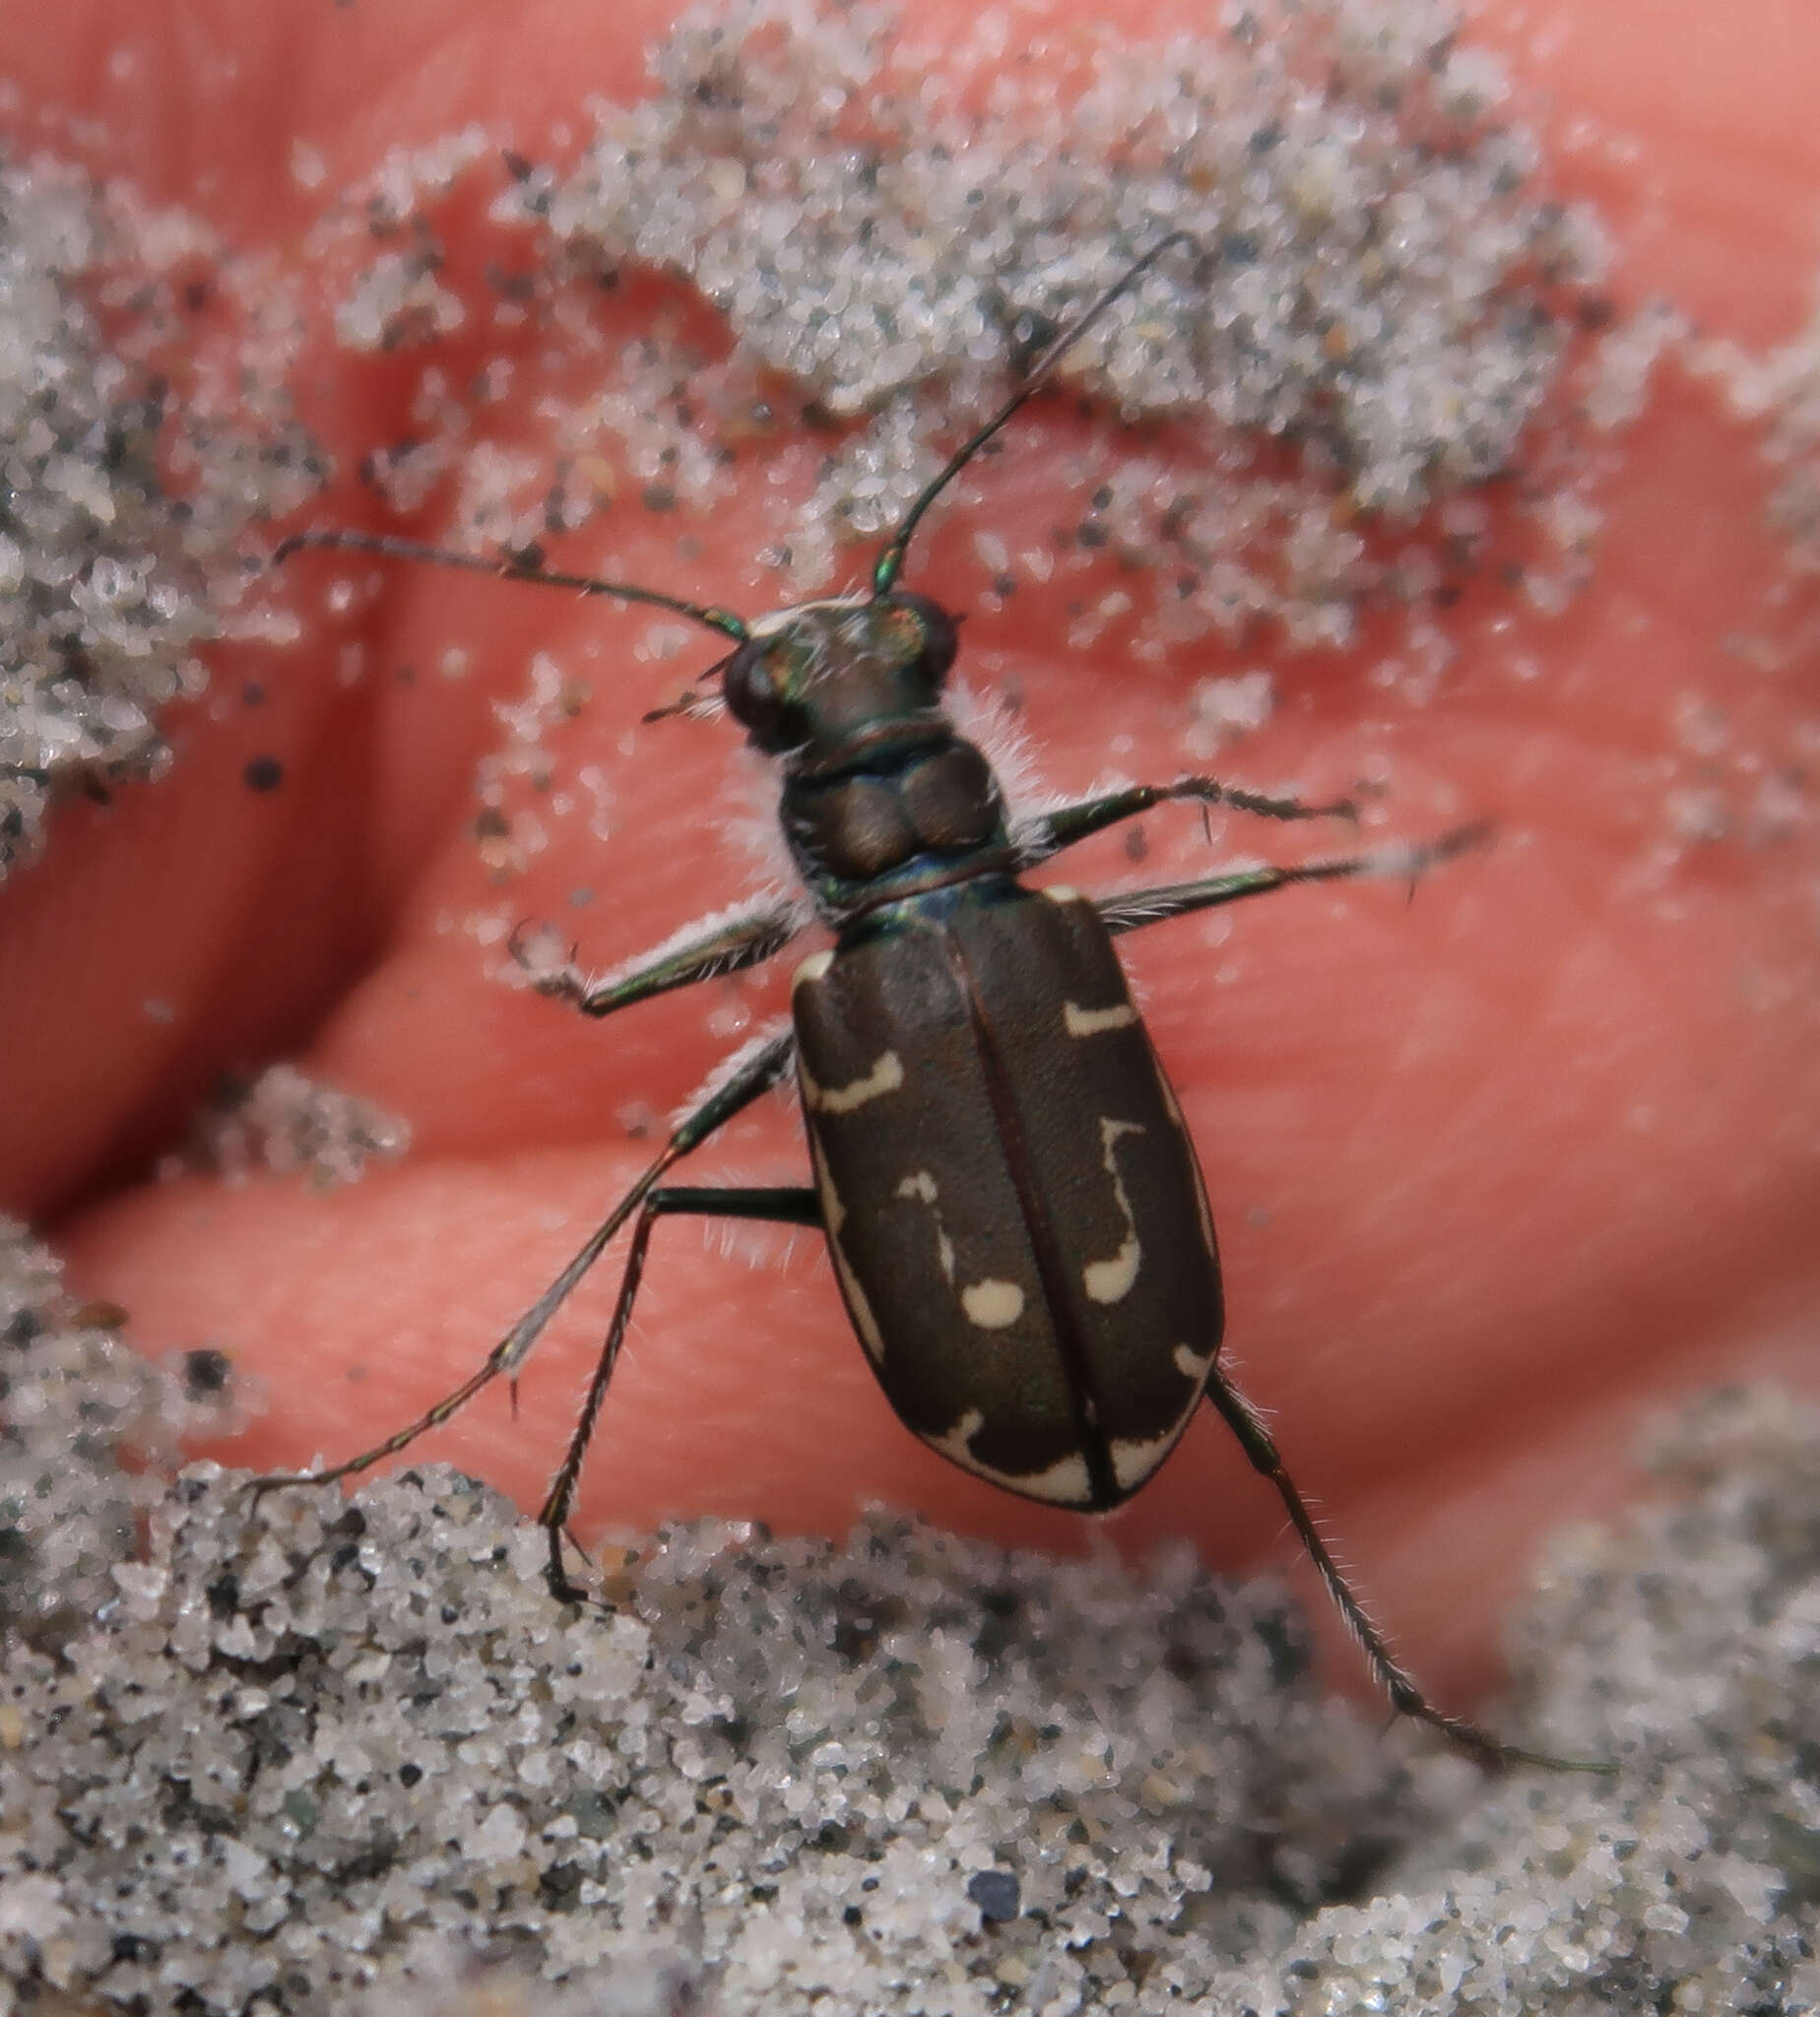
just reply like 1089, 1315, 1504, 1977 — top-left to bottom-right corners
1201, 1371, 1612, 1774
537, 1184, 821, 1604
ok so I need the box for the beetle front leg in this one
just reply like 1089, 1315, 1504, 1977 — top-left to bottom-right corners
1021, 777, 1358, 868
513, 895, 802, 1019
538, 1183, 821, 1602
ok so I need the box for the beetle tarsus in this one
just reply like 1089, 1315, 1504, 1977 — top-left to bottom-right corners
544, 1525, 598, 1607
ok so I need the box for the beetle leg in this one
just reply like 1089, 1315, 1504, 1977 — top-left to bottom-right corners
1201, 1372, 1612, 1774
1022, 777, 1358, 866
537, 1183, 821, 1602
512, 896, 802, 1019
1094, 822, 1491, 939
248, 1029, 799, 1504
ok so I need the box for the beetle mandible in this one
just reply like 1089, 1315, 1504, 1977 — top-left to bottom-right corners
260, 234, 1598, 1773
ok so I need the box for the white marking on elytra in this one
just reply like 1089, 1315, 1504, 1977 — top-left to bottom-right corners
1081, 1118, 1144, 1304
895, 1170, 1022, 1321
1111, 1429, 1177, 1492
1153, 1069, 1217, 1254
1041, 884, 1082, 905
895, 1170, 956, 1281
809, 1132, 886, 1365
800, 1047, 905, 1113
1173, 1342, 1213, 1384
960, 1278, 1025, 1330
932, 1406, 986, 1457
1108, 1346, 1208, 1491
927, 1410, 1093, 1507
792, 948, 834, 989
1064, 999, 1138, 1036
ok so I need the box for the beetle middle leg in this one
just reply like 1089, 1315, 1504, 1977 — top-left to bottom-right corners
538, 1183, 820, 1602
249, 1027, 799, 1504
1092, 821, 1490, 938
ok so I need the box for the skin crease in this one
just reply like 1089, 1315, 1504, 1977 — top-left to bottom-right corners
4, 0, 1817, 1718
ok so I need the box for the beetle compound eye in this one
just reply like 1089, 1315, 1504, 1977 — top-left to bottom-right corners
722, 637, 795, 748
886, 592, 959, 684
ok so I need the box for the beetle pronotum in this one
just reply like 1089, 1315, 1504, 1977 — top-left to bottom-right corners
259, 234, 1605, 1773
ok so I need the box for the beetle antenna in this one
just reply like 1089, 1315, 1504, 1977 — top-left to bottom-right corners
272, 528, 750, 642
871, 230, 1205, 598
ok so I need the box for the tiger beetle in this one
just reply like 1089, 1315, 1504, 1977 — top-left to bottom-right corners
260, 234, 1605, 1774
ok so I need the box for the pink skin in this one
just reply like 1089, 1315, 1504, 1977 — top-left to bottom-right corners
4, 0, 1817, 1712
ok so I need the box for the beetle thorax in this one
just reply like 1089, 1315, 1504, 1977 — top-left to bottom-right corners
779, 726, 1011, 916
721, 587, 1013, 916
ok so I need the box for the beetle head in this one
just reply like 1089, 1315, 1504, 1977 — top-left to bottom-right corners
721, 590, 960, 763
